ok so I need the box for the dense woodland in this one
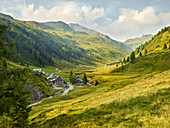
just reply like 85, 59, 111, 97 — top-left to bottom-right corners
0, 13, 129, 68
0, 24, 55, 127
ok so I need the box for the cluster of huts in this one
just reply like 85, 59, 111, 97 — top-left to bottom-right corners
33, 69, 93, 87
47, 75, 65, 86
33, 69, 47, 75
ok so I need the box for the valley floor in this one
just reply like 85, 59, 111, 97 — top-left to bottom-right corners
29, 66, 170, 128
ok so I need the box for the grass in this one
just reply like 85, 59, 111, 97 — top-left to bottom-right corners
28, 50, 170, 127
29, 70, 170, 127
29, 65, 58, 74
113, 50, 170, 74
29, 68, 170, 127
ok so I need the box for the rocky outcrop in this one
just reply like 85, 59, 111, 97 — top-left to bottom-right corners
25, 84, 46, 102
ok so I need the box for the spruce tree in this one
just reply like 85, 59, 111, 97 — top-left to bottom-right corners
139, 52, 142, 57
121, 62, 124, 70
163, 43, 167, 49
127, 56, 129, 62
130, 52, 135, 63
144, 49, 148, 55
2, 58, 7, 68
69, 71, 77, 84
69, 71, 73, 83
0, 25, 31, 127
83, 73, 88, 84
95, 80, 99, 86
123, 58, 126, 64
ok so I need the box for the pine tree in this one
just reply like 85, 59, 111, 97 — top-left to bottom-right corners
130, 52, 135, 63
123, 58, 126, 64
121, 62, 124, 70
69, 71, 73, 83
0, 25, 15, 60
2, 58, 7, 68
83, 73, 88, 84
0, 25, 31, 127
144, 49, 148, 55
127, 56, 129, 62
163, 43, 167, 49
95, 80, 99, 86
139, 52, 142, 57
69, 71, 77, 84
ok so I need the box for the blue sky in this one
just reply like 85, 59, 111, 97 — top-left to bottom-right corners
0, 0, 170, 41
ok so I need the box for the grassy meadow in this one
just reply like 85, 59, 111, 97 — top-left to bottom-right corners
28, 50, 170, 127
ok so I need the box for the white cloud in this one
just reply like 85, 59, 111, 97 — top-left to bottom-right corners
19, 1, 106, 25
0, 0, 26, 17
159, 12, 170, 24
82, 6, 105, 23
21, 2, 83, 23
0, 0, 170, 41
103, 6, 170, 41
0, 0, 106, 24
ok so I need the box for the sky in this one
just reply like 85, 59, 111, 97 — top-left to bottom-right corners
0, 0, 170, 41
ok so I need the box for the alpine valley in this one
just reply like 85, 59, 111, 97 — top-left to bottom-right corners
0, 12, 170, 128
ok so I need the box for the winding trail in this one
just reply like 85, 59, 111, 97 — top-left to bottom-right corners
27, 101, 42, 108
47, 70, 61, 79
62, 82, 73, 95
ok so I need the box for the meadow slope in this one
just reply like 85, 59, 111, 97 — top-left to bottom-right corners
29, 68, 170, 127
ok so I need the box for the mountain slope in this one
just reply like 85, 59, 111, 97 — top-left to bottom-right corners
123, 34, 153, 50
0, 13, 130, 68
114, 50, 170, 74
29, 51, 170, 127
116, 26, 170, 74
69, 23, 104, 37
70, 23, 131, 51
135, 26, 170, 56
43, 21, 73, 32
29, 26, 170, 127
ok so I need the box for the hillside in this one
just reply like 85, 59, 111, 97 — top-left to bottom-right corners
0, 24, 59, 127
70, 23, 131, 51
43, 21, 73, 32
134, 26, 170, 56
0, 13, 130, 68
113, 50, 170, 74
28, 26, 170, 127
123, 34, 153, 50
29, 52, 170, 128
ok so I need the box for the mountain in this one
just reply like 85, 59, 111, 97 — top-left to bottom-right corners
69, 23, 105, 37
28, 26, 170, 127
134, 26, 170, 56
123, 34, 153, 50
116, 26, 170, 74
70, 23, 131, 51
43, 21, 73, 32
0, 13, 130, 69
